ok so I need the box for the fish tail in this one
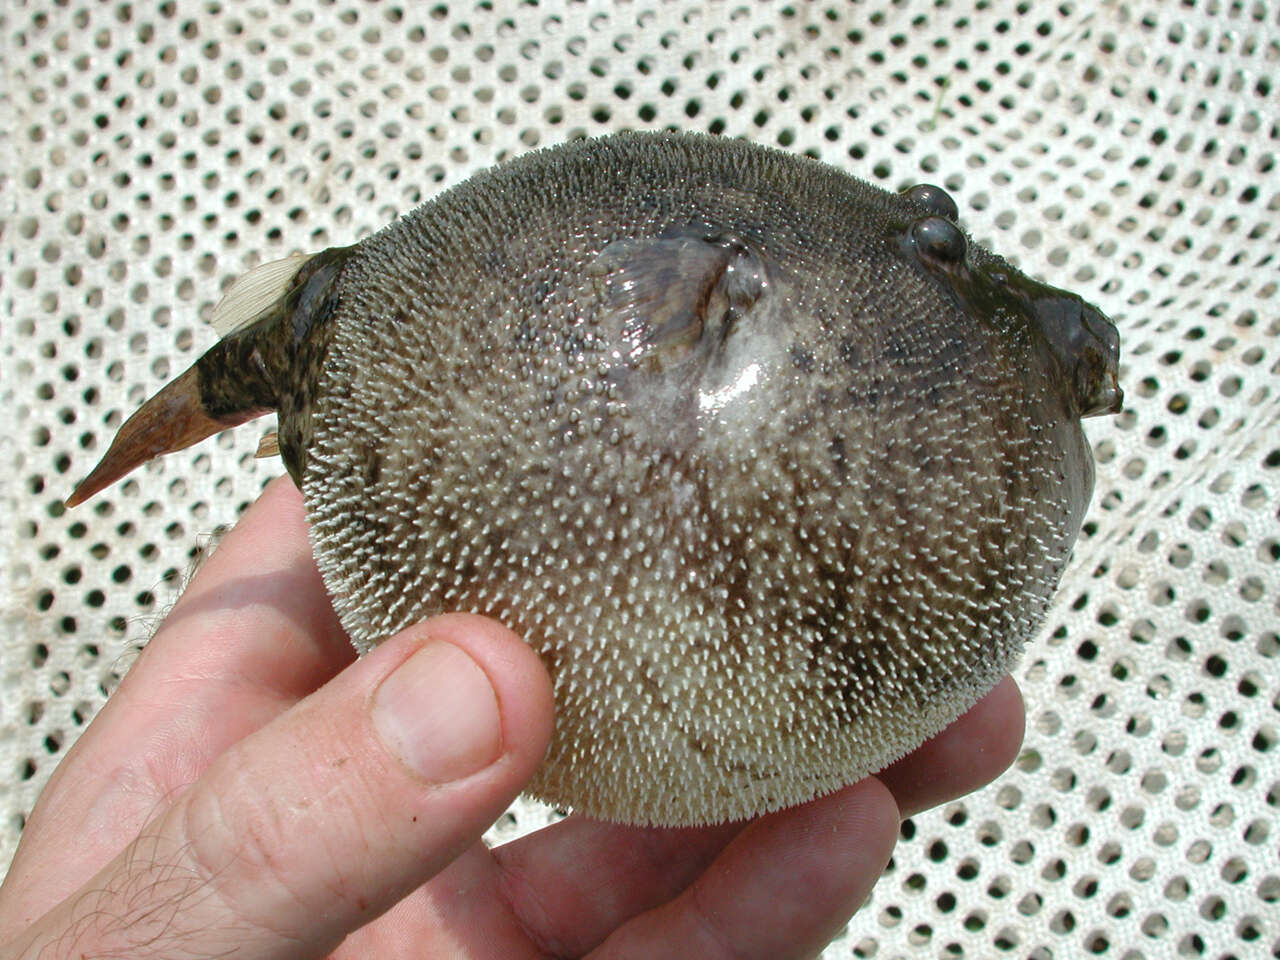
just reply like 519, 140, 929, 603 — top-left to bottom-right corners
66, 246, 350, 507
65, 339, 277, 508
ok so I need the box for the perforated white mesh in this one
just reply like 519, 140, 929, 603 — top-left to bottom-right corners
3, 1, 1277, 956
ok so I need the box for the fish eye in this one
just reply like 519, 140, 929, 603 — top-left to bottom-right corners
903, 183, 959, 222
911, 216, 966, 265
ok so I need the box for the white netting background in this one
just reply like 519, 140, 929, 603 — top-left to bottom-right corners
2, 0, 1277, 956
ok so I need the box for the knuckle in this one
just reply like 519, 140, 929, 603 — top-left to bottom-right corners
177, 740, 365, 941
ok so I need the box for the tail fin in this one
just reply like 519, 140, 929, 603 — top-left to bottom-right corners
65, 249, 346, 507
65, 365, 272, 507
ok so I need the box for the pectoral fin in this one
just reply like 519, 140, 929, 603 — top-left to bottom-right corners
590, 230, 768, 369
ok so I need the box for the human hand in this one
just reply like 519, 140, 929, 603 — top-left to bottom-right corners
0, 477, 1024, 959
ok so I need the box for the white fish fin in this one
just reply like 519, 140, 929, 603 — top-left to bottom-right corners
255, 431, 281, 458
210, 253, 313, 337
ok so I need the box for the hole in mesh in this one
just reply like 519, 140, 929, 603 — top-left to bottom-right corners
1049, 909, 1075, 934
1141, 911, 1169, 939
877, 905, 903, 929
1230, 764, 1257, 790
1258, 873, 1280, 903
1242, 818, 1269, 846
976, 819, 1002, 847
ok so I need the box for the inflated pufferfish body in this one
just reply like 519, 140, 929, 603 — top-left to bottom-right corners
70, 132, 1122, 827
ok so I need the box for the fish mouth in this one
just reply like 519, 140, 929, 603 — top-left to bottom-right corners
1028, 293, 1124, 420
1081, 366, 1124, 418
1073, 303, 1124, 418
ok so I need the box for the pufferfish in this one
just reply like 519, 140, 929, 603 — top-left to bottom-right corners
69, 131, 1122, 827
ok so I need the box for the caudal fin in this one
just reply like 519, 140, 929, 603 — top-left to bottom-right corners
66, 367, 237, 507
65, 248, 345, 506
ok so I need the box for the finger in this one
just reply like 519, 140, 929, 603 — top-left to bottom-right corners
2, 477, 349, 917
9, 614, 554, 960
135, 474, 352, 712
876, 676, 1025, 818
587, 778, 900, 960
492, 817, 747, 958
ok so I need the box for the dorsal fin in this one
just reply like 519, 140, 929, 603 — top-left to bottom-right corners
210, 253, 313, 337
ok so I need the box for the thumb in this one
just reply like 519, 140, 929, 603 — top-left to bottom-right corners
15, 613, 554, 960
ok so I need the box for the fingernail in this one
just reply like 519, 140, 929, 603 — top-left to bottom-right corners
373, 641, 502, 783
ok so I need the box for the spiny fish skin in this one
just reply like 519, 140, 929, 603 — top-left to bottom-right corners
70, 132, 1122, 826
